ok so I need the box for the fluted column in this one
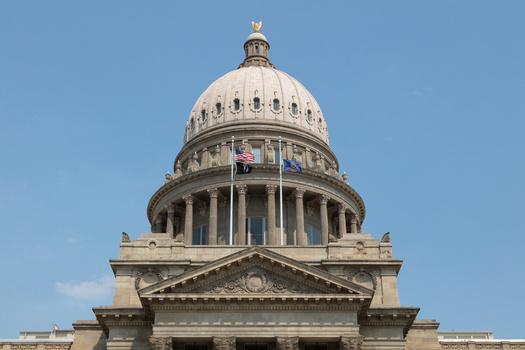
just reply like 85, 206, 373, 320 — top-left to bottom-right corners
208, 188, 220, 245
350, 213, 358, 233
154, 214, 164, 233
294, 188, 306, 245
266, 185, 278, 245
236, 185, 247, 245
182, 194, 194, 245
166, 203, 175, 238
319, 194, 330, 245
338, 204, 347, 238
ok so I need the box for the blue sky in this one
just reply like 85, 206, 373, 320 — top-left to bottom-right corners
1, 0, 524, 340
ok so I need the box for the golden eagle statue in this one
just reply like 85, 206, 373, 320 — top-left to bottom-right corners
252, 21, 262, 33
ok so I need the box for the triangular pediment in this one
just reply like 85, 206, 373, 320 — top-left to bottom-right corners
139, 247, 374, 300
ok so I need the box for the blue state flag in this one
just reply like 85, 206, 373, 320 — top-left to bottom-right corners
283, 159, 302, 173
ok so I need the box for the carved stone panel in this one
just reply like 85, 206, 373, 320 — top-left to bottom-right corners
277, 337, 299, 350
197, 269, 316, 294
213, 337, 236, 350
135, 268, 164, 290
150, 337, 173, 350
339, 336, 364, 350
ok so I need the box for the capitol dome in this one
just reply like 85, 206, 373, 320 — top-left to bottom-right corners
183, 32, 329, 146
184, 67, 329, 146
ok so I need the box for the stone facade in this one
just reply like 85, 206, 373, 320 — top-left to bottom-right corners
16, 25, 518, 350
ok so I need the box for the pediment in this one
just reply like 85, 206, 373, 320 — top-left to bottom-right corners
139, 247, 374, 301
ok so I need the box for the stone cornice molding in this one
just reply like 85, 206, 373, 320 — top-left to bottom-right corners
359, 306, 420, 337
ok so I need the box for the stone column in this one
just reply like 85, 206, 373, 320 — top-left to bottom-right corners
149, 336, 173, 350
350, 213, 358, 233
213, 337, 236, 350
166, 203, 175, 238
208, 188, 220, 245
182, 194, 194, 245
266, 185, 277, 245
155, 214, 164, 233
339, 336, 364, 350
236, 185, 247, 245
338, 204, 347, 238
294, 188, 306, 246
319, 194, 330, 245
277, 337, 299, 350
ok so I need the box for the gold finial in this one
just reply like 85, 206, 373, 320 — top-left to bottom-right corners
252, 21, 262, 33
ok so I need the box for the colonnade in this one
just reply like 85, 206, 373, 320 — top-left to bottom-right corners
154, 186, 360, 245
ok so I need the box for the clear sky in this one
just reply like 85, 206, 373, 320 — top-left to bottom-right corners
1, 0, 524, 340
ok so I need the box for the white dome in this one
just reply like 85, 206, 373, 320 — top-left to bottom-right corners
184, 66, 329, 145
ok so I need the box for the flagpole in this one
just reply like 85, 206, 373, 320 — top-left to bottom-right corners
230, 135, 234, 246
279, 136, 284, 245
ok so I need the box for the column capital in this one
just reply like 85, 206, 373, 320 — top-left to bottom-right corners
338, 203, 348, 214
149, 336, 173, 350
155, 215, 164, 225
208, 187, 221, 198
266, 184, 278, 195
277, 337, 299, 350
339, 336, 364, 350
213, 337, 236, 350
319, 194, 330, 205
294, 188, 306, 198
166, 203, 175, 213
236, 184, 248, 195
350, 212, 359, 224
182, 193, 194, 205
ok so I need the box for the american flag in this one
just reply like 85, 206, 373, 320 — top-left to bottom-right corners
234, 149, 255, 163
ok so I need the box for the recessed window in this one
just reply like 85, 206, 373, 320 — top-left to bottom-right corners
234, 99, 240, 111
252, 147, 261, 163
216, 103, 221, 114
190, 118, 195, 129
201, 109, 206, 121
274, 149, 281, 164
292, 103, 297, 115
255, 45, 259, 54
307, 225, 321, 245
273, 99, 279, 111
253, 97, 260, 110
246, 218, 268, 245
307, 109, 312, 122
192, 225, 207, 245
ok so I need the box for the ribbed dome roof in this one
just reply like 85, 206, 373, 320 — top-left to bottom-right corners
184, 66, 329, 145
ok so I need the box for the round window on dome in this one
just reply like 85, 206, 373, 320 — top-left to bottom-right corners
292, 103, 297, 115
216, 103, 222, 115
273, 99, 279, 111
234, 99, 240, 111
253, 97, 260, 110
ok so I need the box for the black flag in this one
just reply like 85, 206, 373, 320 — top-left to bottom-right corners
236, 162, 253, 174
